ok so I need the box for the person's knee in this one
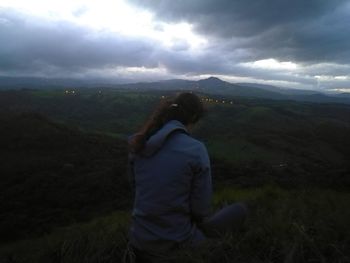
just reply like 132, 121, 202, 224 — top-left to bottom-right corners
236, 202, 248, 219
200, 202, 248, 238
227, 202, 248, 226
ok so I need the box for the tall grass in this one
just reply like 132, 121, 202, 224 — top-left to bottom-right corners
0, 211, 130, 263
1, 186, 349, 262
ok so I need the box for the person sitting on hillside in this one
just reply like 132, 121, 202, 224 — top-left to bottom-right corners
126, 92, 247, 262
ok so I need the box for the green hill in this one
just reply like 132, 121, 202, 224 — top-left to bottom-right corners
0, 112, 129, 243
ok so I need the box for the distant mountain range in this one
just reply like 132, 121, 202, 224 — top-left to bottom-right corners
1, 76, 349, 104
113, 76, 350, 104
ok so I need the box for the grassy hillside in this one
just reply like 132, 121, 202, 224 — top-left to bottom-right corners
0, 112, 129, 243
1, 88, 350, 187
1, 88, 350, 262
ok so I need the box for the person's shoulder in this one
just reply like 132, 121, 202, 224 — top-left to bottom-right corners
173, 132, 207, 151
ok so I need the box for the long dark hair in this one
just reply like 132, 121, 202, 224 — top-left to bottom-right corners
129, 92, 205, 154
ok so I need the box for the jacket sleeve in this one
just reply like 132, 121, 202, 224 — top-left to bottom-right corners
190, 144, 212, 224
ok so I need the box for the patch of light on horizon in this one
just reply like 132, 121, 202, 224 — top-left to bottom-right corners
334, 76, 349, 80
84, 65, 169, 78
315, 75, 349, 81
0, 0, 207, 50
331, 88, 350, 93
242, 59, 298, 71
118, 66, 168, 74
314, 75, 350, 90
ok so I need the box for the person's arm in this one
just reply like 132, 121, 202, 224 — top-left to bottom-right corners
190, 144, 212, 224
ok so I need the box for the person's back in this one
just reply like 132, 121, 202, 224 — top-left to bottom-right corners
129, 120, 211, 253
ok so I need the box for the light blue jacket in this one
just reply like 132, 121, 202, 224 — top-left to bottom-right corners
128, 120, 212, 252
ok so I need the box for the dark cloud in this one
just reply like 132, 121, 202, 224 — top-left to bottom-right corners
129, 0, 350, 64
130, 0, 343, 34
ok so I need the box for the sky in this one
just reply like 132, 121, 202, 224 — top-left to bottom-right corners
0, 0, 350, 92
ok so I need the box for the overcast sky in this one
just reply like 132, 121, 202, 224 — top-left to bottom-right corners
1, 0, 350, 91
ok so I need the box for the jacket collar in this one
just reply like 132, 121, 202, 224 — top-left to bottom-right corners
141, 120, 188, 157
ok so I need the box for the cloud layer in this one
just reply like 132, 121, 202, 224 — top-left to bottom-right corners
1, 0, 350, 91
130, 0, 350, 63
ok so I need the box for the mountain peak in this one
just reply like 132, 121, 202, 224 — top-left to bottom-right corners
198, 77, 225, 86
201, 76, 224, 83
